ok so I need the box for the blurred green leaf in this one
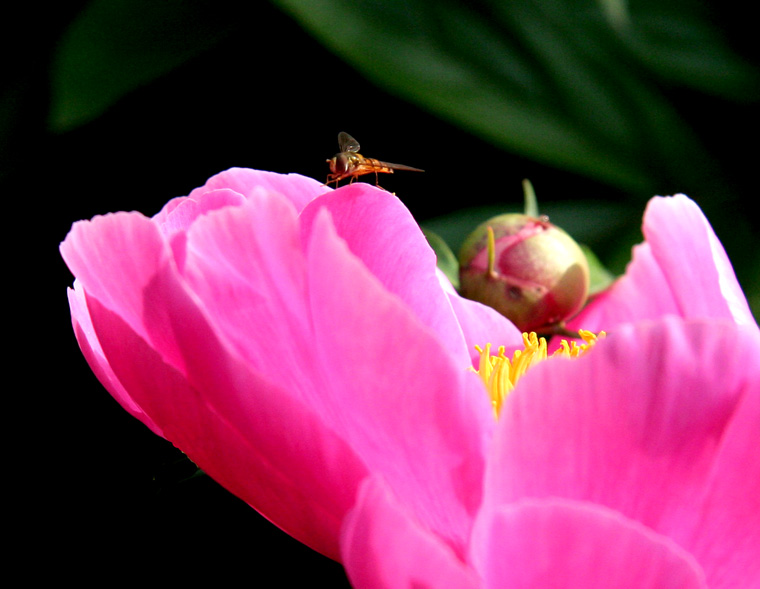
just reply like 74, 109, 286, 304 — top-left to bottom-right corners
596, 0, 631, 31
423, 227, 460, 289
620, 0, 759, 100
581, 244, 617, 295
48, 0, 236, 132
270, 0, 755, 195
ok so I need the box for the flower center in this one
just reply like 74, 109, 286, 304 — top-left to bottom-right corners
472, 330, 605, 417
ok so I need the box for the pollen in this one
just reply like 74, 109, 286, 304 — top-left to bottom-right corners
472, 330, 605, 417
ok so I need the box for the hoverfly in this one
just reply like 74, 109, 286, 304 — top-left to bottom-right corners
325, 132, 424, 188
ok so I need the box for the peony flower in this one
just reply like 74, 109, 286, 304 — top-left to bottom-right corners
62, 171, 759, 587
60, 168, 522, 561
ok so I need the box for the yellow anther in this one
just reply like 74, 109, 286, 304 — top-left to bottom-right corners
472, 330, 605, 417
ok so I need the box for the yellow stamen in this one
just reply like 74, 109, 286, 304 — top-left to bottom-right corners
472, 330, 605, 417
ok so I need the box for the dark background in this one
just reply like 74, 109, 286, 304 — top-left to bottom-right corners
7, 1, 756, 584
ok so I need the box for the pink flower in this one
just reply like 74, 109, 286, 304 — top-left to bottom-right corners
62, 172, 759, 587
60, 168, 521, 561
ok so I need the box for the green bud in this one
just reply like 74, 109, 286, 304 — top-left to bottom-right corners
458, 214, 589, 332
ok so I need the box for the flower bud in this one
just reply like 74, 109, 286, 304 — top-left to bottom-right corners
458, 214, 589, 332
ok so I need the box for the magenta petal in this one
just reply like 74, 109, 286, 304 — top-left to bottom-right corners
305, 208, 493, 556
83, 276, 369, 561
487, 317, 760, 588
641, 195, 754, 325
181, 186, 495, 555
179, 190, 317, 399
446, 290, 524, 366
689, 365, 760, 586
63, 179, 496, 561
60, 212, 183, 366
568, 241, 680, 329
67, 283, 163, 437
187, 167, 329, 212
299, 184, 472, 365
435, 267, 523, 358
341, 476, 480, 589
152, 188, 246, 236
61, 195, 372, 559
569, 195, 754, 330
152, 188, 248, 272
479, 499, 707, 588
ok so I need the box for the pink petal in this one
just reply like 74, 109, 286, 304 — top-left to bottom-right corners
643, 195, 754, 325
341, 476, 480, 589
433, 268, 523, 362
61, 200, 369, 559
172, 187, 495, 552
479, 499, 707, 588
152, 188, 246, 237
183, 184, 501, 539
66, 283, 163, 437
299, 183, 472, 365
180, 189, 315, 398
187, 167, 329, 212
568, 242, 680, 328
60, 212, 181, 367
153, 188, 248, 272
304, 207, 494, 556
185, 189, 494, 549
446, 290, 524, 367
486, 317, 760, 588
82, 269, 369, 562
688, 366, 760, 586
63, 181, 498, 560
569, 195, 754, 330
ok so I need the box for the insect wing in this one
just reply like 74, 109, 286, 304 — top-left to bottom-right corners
377, 160, 425, 173
338, 131, 361, 153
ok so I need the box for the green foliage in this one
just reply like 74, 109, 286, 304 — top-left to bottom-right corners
48, 0, 236, 132
270, 0, 757, 195
581, 244, 617, 295
423, 227, 460, 289
45, 0, 758, 203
